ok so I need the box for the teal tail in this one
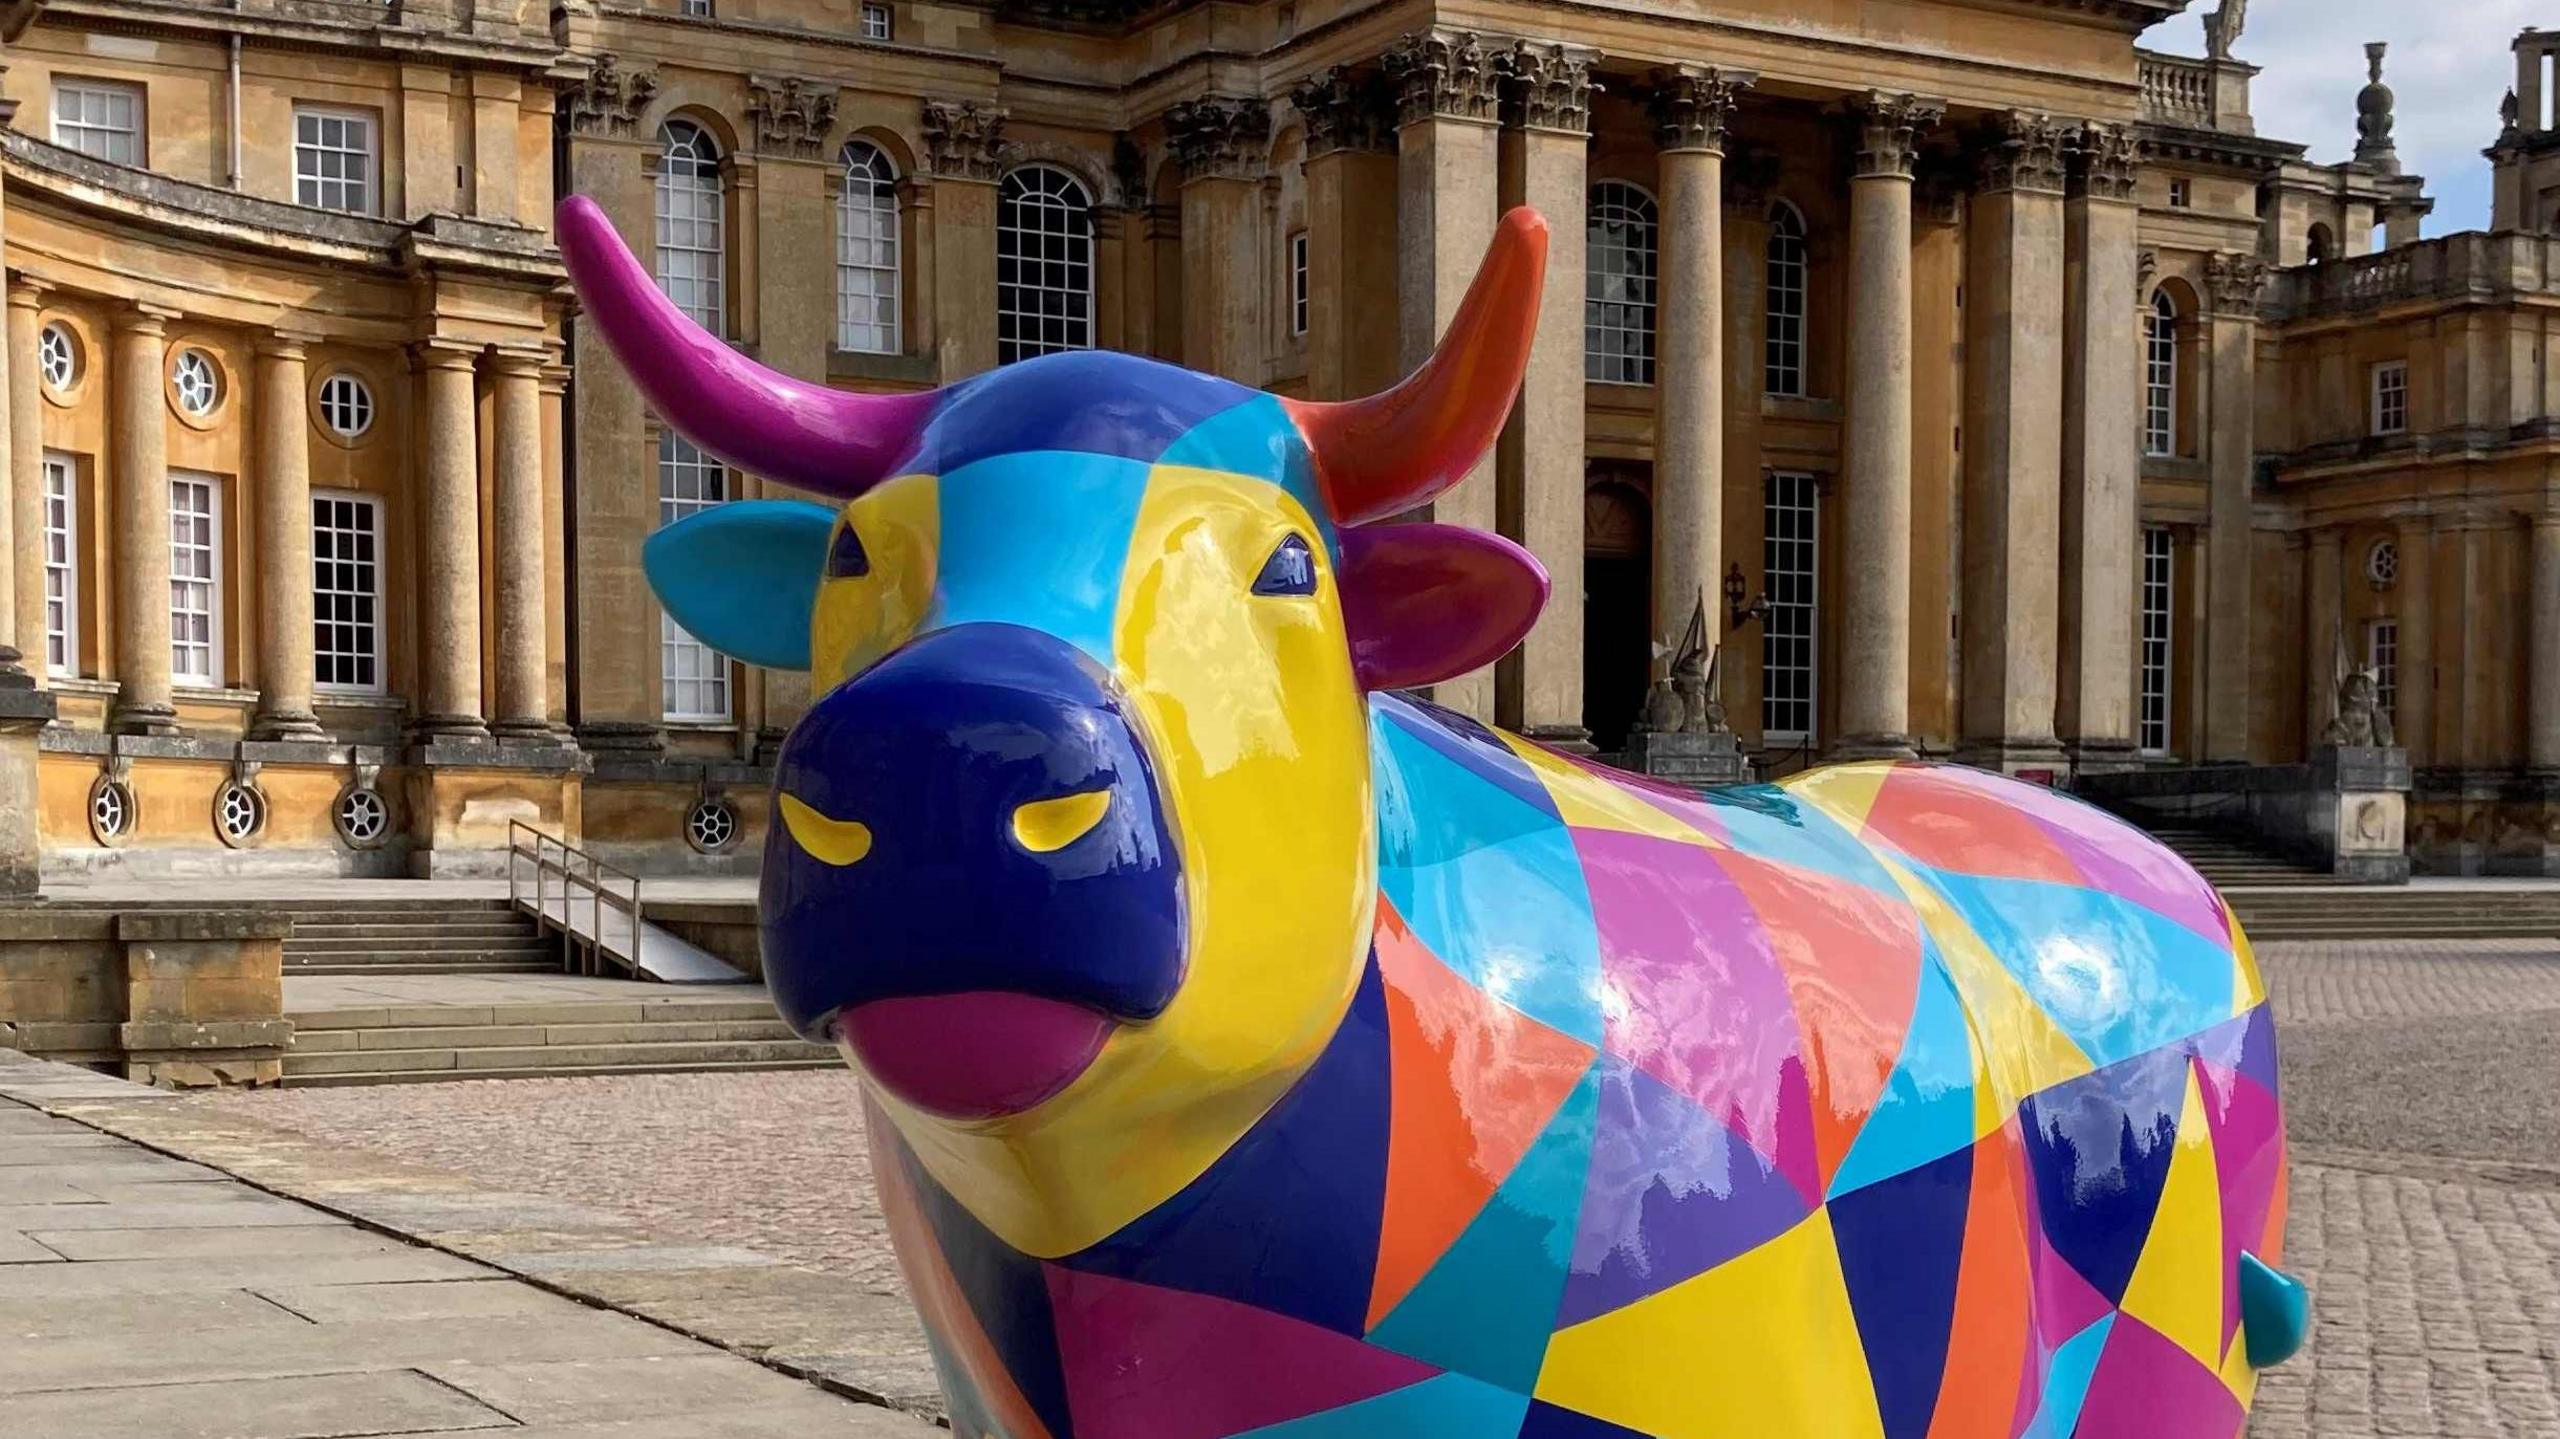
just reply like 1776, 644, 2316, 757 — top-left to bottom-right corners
2239, 1251, 2312, 1367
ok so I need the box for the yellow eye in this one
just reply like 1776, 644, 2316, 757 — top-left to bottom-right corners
779, 794, 873, 867
1012, 790, 1110, 854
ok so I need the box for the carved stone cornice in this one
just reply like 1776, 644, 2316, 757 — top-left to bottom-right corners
1382, 29, 1502, 129
562, 54, 659, 138
1974, 110, 2070, 195
746, 76, 838, 160
2203, 249, 2268, 316
922, 101, 1009, 182
1164, 96, 1271, 183
2069, 121, 2142, 202
1852, 91, 1945, 180
1290, 68, 1395, 158
1648, 64, 1754, 154
1501, 41, 1597, 135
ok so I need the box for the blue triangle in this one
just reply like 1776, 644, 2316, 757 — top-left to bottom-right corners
1516, 1400, 1655, 1438
1829, 1143, 1974, 1439
2019, 1043, 2189, 1305
2023, 1313, 2116, 1439
1828, 943, 1977, 1200
1368, 1061, 1601, 1393
1237, 1371, 1532, 1437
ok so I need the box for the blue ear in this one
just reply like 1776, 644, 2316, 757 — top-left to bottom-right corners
642, 500, 836, 671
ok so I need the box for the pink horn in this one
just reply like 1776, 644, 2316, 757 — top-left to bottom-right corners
1282, 207, 1548, 528
555, 195, 937, 497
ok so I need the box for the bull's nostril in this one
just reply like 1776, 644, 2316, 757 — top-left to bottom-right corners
1012, 790, 1111, 854
780, 794, 873, 867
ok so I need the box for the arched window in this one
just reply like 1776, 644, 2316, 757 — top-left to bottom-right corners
2305, 223, 2334, 266
996, 165, 1094, 364
1764, 203, 1807, 398
2143, 290, 2177, 457
655, 120, 725, 334
1586, 181, 1658, 385
837, 140, 901, 355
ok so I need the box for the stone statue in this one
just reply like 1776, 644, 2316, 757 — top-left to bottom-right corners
2324, 633, 2397, 748
2204, 0, 2246, 61
1632, 593, 1728, 738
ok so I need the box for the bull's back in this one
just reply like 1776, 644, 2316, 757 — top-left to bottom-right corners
1374, 695, 2286, 1435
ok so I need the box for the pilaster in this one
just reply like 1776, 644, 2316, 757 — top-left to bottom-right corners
1289, 68, 1398, 402
2059, 122, 2143, 768
2, 276, 41, 679
2202, 250, 2266, 762
923, 102, 1007, 379
1165, 96, 1272, 381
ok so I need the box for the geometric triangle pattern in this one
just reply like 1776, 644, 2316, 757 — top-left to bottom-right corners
866, 710, 2298, 1437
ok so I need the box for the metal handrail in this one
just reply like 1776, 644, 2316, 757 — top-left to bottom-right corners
506, 819, 647, 976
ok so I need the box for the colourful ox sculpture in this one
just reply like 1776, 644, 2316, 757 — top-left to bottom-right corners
557, 193, 2309, 1438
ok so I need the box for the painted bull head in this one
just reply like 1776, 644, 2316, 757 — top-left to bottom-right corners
558, 195, 1549, 1253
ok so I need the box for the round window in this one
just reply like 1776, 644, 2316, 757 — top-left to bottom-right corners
685, 796, 741, 854
37, 322, 79, 393
171, 349, 222, 417
2366, 538, 2398, 590
87, 776, 134, 846
317, 372, 374, 439
333, 785, 389, 848
214, 782, 267, 847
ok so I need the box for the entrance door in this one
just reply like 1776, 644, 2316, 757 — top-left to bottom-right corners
1582, 479, 1652, 754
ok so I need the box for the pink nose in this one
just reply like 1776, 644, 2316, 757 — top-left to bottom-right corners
835, 991, 1116, 1119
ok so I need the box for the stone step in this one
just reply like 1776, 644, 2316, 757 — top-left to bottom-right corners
284, 939, 558, 957
288, 922, 545, 940
287, 1018, 806, 1053
283, 1056, 844, 1087
281, 1036, 836, 1080
287, 996, 778, 1031
287, 961, 562, 977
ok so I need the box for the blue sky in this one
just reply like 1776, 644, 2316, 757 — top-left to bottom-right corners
2148, 1, 2537, 236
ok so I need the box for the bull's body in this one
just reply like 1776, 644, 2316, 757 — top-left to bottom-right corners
874, 693, 2289, 1439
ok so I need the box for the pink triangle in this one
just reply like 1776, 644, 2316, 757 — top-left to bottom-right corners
1046, 1266, 1441, 1439
2196, 1058, 2285, 1351
2073, 1314, 2245, 1439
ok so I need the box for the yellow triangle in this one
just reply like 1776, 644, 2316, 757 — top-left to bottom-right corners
1534, 1209, 1885, 1439
2120, 1062, 2226, 1369
1779, 761, 1895, 833
2229, 918, 2267, 1014
1876, 855, 2096, 1109
2219, 1324, 2260, 1406
1498, 732, 1721, 848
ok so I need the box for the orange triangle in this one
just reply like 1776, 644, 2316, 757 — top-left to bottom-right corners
1925, 1122, 2034, 1439
1368, 894, 1595, 1330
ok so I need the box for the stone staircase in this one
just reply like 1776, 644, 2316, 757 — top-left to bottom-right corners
279, 899, 560, 976
2143, 826, 2331, 889
281, 994, 839, 1086
2222, 888, 2560, 942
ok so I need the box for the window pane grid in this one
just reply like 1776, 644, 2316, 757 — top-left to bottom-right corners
837, 143, 902, 354
42, 454, 76, 676
1765, 206, 1807, 397
2367, 618, 2398, 723
2140, 526, 2174, 754
657, 121, 726, 335
996, 166, 1094, 365
1761, 471, 1818, 741
861, 2, 891, 38
2144, 293, 2177, 456
2372, 362, 2408, 436
658, 433, 731, 720
295, 109, 375, 215
168, 475, 219, 686
1290, 231, 1310, 338
1585, 182, 1658, 385
53, 82, 142, 165
312, 494, 382, 692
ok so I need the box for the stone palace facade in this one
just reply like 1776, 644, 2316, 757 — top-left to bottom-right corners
0, 0, 2553, 876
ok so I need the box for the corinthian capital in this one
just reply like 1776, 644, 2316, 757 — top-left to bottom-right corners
1852, 91, 1945, 180
1382, 29, 1502, 128
1164, 96, 1272, 183
921, 101, 1008, 182
2203, 250, 2268, 316
1501, 41, 1598, 135
1648, 64, 1755, 154
2068, 121, 2142, 202
746, 76, 838, 160
562, 54, 659, 138
1289, 67, 1395, 157
1974, 110, 2069, 195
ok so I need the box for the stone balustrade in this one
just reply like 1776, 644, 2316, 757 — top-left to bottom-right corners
2139, 52, 2213, 127
2268, 231, 2560, 318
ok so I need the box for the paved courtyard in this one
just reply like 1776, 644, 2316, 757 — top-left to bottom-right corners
182, 937, 2560, 1436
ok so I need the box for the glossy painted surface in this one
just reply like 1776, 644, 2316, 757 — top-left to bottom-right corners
562, 191, 2302, 1437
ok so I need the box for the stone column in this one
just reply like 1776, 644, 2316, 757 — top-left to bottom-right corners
490, 347, 549, 741
1958, 111, 2070, 773
4, 278, 42, 676
412, 340, 488, 743
922, 101, 1006, 380
539, 358, 571, 731
1836, 92, 1944, 759
1650, 67, 1753, 723
2532, 513, 2560, 771
249, 333, 323, 740
1384, 29, 1503, 719
1166, 97, 1272, 381
2202, 251, 2267, 762
1498, 41, 1597, 744
2303, 525, 2343, 753
2395, 510, 2434, 762
108, 304, 180, 736
1290, 69, 1400, 402
2059, 124, 2142, 770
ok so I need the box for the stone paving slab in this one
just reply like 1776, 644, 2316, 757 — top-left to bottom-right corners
8, 1369, 516, 1439
0, 1287, 316, 1339
0, 1245, 492, 1294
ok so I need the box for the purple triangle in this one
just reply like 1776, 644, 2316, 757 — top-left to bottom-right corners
1556, 1059, 1810, 1328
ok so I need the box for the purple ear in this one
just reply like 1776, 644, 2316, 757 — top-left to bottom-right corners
1336, 524, 1549, 692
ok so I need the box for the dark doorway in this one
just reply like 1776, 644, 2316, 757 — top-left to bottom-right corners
1583, 479, 1653, 754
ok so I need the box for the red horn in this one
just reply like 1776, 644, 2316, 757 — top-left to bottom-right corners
1283, 207, 1548, 528
555, 195, 937, 498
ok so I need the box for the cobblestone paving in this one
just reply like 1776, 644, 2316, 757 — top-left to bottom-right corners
195, 938, 2560, 1436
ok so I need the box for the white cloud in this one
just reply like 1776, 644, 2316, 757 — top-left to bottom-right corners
2150, 1, 2537, 235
